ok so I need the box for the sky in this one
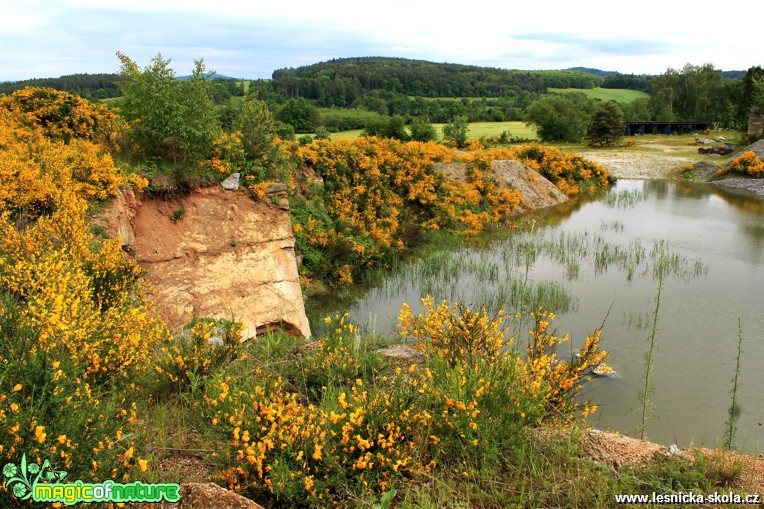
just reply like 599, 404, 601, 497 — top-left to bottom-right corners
1, 0, 759, 82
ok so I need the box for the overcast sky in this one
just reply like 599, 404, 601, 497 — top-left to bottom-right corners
1, 0, 759, 82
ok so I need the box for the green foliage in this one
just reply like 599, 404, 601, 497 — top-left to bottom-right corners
318, 107, 386, 132
170, 207, 186, 223
442, 115, 469, 147
751, 76, 764, 115
274, 120, 295, 141
116, 52, 220, 163
150, 318, 243, 398
620, 97, 652, 122
234, 94, 277, 164
648, 63, 734, 126
0, 73, 125, 100
277, 97, 320, 133
361, 115, 410, 141
409, 117, 438, 142
313, 126, 331, 140
524, 93, 594, 142
586, 101, 625, 147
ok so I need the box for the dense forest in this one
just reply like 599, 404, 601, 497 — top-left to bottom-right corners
2, 57, 761, 136
0, 72, 125, 99
271, 57, 604, 105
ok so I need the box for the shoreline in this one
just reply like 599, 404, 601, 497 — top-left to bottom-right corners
578, 147, 764, 199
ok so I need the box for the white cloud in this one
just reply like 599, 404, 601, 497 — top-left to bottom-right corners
0, 0, 759, 81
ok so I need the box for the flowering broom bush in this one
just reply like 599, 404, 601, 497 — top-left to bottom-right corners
716, 150, 764, 177
0, 89, 169, 505
281, 138, 610, 288
202, 298, 606, 507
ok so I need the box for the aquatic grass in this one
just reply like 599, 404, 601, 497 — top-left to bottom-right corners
600, 188, 648, 209
623, 310, 653, 330
723, 318, 744, 451
599, 219, 624, 232
637, 240, 667, 441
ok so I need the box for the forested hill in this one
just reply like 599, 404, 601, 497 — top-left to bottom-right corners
0, 73, 125, 99
271, 57, 604, 106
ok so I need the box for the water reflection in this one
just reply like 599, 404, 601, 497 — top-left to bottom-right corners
316, 180, 764, 452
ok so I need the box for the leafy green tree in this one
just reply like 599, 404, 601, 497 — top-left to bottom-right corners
116, 52, 220, 163
314, 126, 331, 140
524, 93, 593, 142
361, 115, 410, 141
275, 121, 296, 141
586, 101, 625, 147
277, 98, 320, 133
620, 98, 652, 122
361, 116, 387, 138
649, 63, 731, 125
383, 115, 410, 141
409, 117, 438, 142
751, 77, 764, 115
442, 115, 469, 148
234, 94, 277, 163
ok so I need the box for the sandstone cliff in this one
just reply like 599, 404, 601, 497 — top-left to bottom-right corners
96, 185, 311, 339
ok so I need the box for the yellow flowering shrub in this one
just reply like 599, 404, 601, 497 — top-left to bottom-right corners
0, 92, 128, 222
202, 300, 607, 506
283, 138, 611, 288
398, 297, 607, 461
0, 87, 121, 145
715, 150, 764, 177
151, 317, 244, 396
0, 90, 169, 504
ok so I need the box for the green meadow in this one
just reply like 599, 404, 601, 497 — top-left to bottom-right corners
548, 87, 650, 103
329, 121, 538, 141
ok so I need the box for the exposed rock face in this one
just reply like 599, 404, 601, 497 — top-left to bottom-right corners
436, 160, 568, 211
96, 186, 311, 339
489, 160, 568, 211
739, 138, 764, 159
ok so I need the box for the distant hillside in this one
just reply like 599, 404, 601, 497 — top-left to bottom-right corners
175, 74, 244, 81
271, 57, 604, 106
722, 70, 746, 81
0, 73, 124, 99
566, 67, 619, 77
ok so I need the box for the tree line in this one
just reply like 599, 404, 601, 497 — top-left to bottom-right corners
3, 57, 762, 142
271, 57, 604, 106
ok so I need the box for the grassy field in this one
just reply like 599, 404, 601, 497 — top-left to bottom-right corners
329, 121, 538, 141
438, 120, 537, 140
549, 87, 650, 103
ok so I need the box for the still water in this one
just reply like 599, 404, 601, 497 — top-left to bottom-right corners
319, 179, 764, 452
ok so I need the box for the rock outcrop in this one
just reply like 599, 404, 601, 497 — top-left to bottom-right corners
436, 160, 568, 211
489, 160, 568, 211
95, 185, 311, 339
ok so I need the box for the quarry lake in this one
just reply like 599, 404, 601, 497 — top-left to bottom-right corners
317, 179, 764, 452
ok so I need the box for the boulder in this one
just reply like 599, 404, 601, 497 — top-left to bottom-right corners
221, 173, 241, 191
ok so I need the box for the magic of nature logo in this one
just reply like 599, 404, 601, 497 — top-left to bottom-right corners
3, 453, 180, 505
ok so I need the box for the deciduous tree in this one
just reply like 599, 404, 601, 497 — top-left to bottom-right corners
442, 115, 469, 148
524, 93, 593, 142
116, 52, 220, 163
